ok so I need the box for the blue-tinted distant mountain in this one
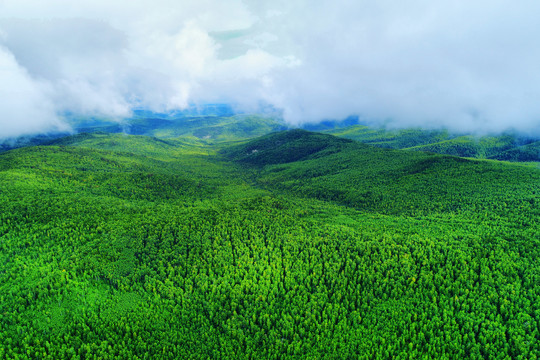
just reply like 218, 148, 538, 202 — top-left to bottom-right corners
75, 114, 286, 142
301, 115, 361, 131
2, 107, 539, 163
0, 107, 284, 152
0, 131, 73, 152
132, 104, 236, 119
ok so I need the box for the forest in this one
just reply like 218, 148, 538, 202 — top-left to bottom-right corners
3, 114, 539, 163
0, 128, 539, 359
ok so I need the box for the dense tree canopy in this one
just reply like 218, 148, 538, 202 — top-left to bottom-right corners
0, 131, 539, 359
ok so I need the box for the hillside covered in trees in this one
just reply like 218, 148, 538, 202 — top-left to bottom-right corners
326, 124, 540, 162
1, 129, 539, 359
2, 114, 539, 164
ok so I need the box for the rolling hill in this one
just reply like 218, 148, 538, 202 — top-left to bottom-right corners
0, 113, 286, 153
76, 114, 286, 143
3, 113, 539, 165
0, 130, 539, 359
327, 124, 540, 162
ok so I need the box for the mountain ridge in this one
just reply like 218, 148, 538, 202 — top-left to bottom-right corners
2, 114, 539, 163
1, 129, 539, 358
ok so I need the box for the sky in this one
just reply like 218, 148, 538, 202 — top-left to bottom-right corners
1, 0, 540, 139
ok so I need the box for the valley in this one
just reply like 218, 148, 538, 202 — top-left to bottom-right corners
1, 119, 539, 359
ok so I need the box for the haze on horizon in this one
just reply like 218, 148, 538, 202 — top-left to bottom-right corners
1, 0, 540, 139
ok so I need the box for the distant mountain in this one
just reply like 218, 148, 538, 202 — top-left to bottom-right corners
495, 140, 540, 162
1, 113, 286, 153
327, 124, 540, 162
326, 125, 450, 148
77, 114, 286, 142
2, 110, 539, 164
0, 131, 73, 152
131, 104, 236, 118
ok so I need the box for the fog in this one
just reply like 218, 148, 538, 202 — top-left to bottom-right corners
1, 0, 540, 139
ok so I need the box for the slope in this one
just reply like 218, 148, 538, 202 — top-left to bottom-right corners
326, 125, 450, 149
77, 114, 285, 143
328, 124, 540, 162
0, 113, 285, 154
1, 131, 539, 359
406, 135, 516, 159
495, 140, 540, 162
226, 130, 539, 220
222, 129, 355, 165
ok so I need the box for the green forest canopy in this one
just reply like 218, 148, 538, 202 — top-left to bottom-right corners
0, 130, 539, 359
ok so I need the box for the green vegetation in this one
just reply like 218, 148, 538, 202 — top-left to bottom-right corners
222, 129, 354, 165
3, 115, 538, 163
495, 141, 540, 162
1, 113, 285, 154
76, 114, 286, 143
327, 125, 450, 149
1, 130, 539, 359
327, 124, 540, 162
406, 135, 516, 159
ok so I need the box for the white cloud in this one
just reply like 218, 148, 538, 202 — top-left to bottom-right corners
1, 0, 540, 139
0, 46, 69, 139
254, 0, 540, 134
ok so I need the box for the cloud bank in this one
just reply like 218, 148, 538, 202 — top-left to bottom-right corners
1, 0, 540, 139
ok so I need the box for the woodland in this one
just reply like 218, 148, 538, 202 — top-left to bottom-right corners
0, 117, 539, 359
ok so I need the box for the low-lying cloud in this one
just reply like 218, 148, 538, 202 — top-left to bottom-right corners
0, 46, 68, 138
1, 0, 540, 139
